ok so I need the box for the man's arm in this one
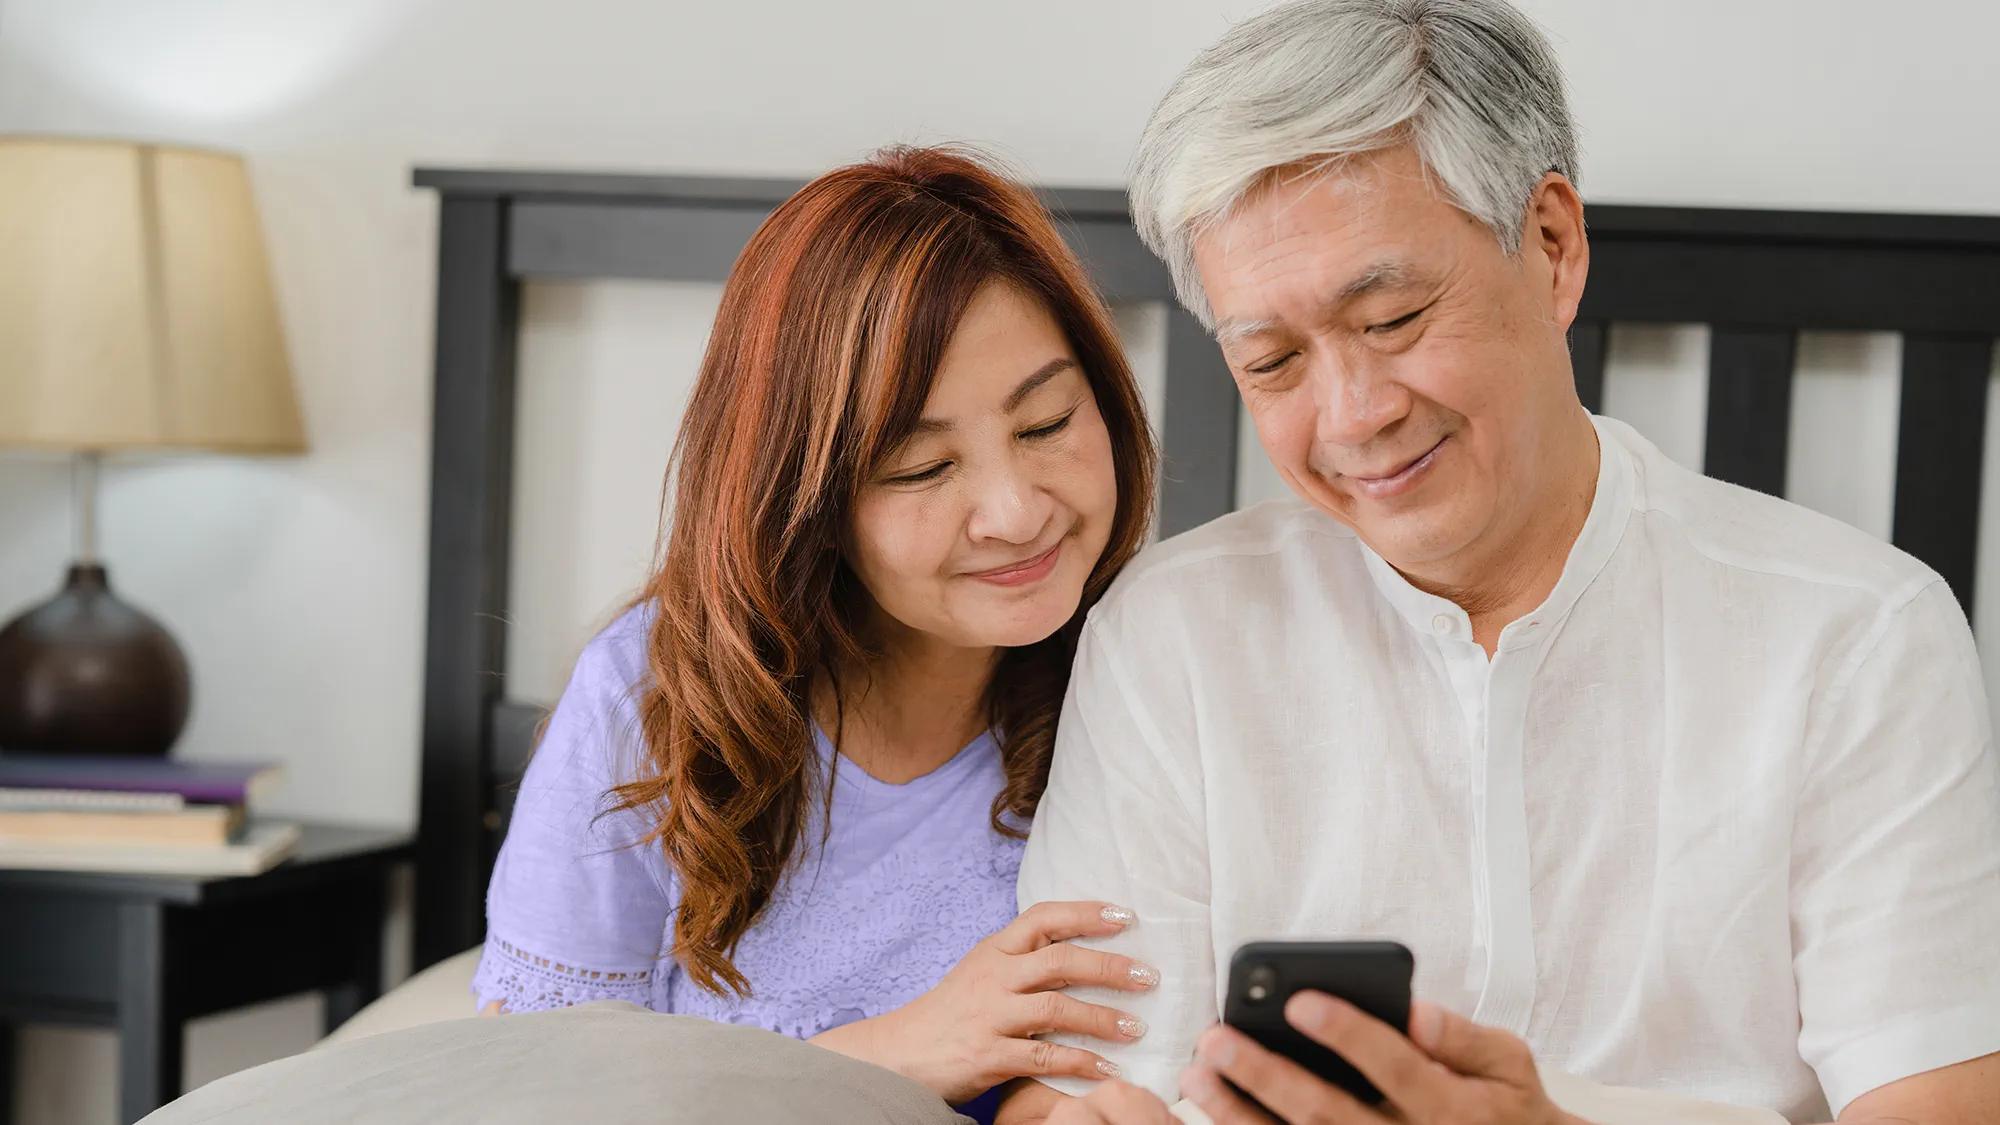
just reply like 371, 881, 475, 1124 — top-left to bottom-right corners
1792, 579, 2000, 1121
1833, 1051, 2000, 1125
1005, 607, 1216, 1112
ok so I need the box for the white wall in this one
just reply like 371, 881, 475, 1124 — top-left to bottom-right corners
4, 1, 1999, 1121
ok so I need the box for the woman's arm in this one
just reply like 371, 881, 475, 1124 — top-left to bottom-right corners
996, 1077, 1173, 1125
472, 614, 675, 1015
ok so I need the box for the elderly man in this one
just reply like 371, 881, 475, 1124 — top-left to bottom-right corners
999, 2, 2000, 1123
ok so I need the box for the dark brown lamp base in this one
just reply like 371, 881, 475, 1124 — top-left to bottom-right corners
0, 563, 191, 756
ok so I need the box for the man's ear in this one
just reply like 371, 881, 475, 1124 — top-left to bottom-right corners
1524, 172, 1589, 334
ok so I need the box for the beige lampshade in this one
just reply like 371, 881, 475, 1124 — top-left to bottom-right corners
0, 136, 305, 453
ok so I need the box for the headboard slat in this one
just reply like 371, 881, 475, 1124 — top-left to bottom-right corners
1892, 334, 1997, 611
415, 197, 523, 968
1159, 308, 1240, 536
1703, 328, 1797, 497
1569, 319, 1608, 415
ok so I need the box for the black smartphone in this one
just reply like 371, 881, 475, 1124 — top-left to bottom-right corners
1221, 940, 1414, 1105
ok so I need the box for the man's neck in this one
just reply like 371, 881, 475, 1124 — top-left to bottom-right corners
1400, 412, 1601, 656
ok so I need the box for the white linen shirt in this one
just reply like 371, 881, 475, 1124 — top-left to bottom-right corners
1018, 416, 2000, 1122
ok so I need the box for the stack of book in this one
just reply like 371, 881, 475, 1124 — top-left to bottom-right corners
0, 754, 299, 876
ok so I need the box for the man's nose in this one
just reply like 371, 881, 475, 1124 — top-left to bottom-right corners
1310, 353, 1411, 448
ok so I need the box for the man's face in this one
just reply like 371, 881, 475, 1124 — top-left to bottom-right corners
1193, 144, 1582, 572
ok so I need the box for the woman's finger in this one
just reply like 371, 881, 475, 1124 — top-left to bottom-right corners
1003, 1035, 1124, 1083
1014, 940, 1161, 994
1009, 990, 1148, 1043
992, 900, 1137, 954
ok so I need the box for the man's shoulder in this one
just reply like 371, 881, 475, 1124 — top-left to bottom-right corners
1096, 496, 1357, 614
1615, 419, 1940, 606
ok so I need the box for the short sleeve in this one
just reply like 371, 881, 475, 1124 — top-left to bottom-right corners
1792, 579, 2000, 1113
1016, 608, 1214, 1104
472, 616, 676, 1013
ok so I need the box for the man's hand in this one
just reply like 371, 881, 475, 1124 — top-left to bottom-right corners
1179, 993, 1585, 1124
1042, 1080, 1176, 1124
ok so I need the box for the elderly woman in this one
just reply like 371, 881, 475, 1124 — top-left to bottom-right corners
472, 146, 1161, 1125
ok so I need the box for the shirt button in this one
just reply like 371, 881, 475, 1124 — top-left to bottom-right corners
1431, 613, 1454, 636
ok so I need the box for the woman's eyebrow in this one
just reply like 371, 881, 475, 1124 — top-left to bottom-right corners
1002, 357, 1078, 411
913, 357, 1079, 433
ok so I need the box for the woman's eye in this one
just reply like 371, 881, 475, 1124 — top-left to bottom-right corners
1020, 411, 1075, 441
1246, 352, 1297, 375
889, 462, 950, 485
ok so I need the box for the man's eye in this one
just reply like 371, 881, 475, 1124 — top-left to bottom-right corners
1246, 352, 1297, 375
1021, 411, 1076, 441
1368, 307, 1426, 334
889, 462, 950, 485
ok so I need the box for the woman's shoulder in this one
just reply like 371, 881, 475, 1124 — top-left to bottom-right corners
528, 602, 658, 792
570, 602, 656, 702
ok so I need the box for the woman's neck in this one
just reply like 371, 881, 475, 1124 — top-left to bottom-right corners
813, 621, 998, 785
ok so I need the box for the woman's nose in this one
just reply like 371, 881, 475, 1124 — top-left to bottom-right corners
964, 463, 1054, 545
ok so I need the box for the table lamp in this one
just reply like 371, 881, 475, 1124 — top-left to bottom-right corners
0, 137, 306, 757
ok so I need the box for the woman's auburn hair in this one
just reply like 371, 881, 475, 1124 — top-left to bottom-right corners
608, 145, 1158, 997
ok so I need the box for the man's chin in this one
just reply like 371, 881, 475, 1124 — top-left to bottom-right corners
1294, 480, 1459, 559
1346, 510, 1480, 574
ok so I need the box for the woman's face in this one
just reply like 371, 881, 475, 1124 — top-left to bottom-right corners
847, 280, 1119, 652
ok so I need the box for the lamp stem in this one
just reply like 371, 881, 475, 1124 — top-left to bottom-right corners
73, 450, 101, 565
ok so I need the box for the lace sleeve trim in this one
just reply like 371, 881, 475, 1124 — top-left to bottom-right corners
471, 934, 658, 1013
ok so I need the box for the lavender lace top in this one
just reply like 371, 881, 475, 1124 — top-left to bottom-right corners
473, 606, 1025, 1044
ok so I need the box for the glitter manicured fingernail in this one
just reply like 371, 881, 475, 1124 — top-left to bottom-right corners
1117, 1016, 1148, 1039
1129, 963, 1161, 989
1100, 905, 1136, 926
1095, 1058, 1123, 1079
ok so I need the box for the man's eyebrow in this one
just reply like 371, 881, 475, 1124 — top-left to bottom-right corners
1215, 317, 1279, 347
1213, 261, 1427, 346
913, 357, 1077, 433
1337, 260, 1423, 302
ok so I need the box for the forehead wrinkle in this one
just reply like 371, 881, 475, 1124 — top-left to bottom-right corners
1216, 257, 1427, 346
1203, 159, 1444, 342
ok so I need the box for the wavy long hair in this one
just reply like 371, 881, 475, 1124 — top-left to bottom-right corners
608, 146, 1157, 997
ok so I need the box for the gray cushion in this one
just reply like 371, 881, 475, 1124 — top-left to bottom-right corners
141, 1002, 970, 1124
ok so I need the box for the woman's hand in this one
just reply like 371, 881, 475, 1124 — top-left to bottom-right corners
812, 900, 1160, 1104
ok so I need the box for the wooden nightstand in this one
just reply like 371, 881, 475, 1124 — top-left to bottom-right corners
0, 822, 414, 1124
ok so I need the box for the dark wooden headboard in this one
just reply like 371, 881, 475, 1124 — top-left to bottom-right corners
408, 166, 2000, 968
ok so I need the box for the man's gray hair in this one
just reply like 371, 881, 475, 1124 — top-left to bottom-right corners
1130, 0, 1578, 325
